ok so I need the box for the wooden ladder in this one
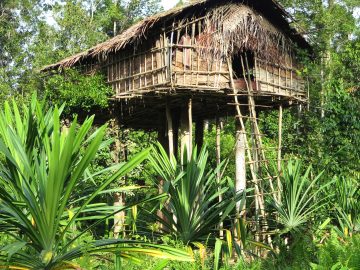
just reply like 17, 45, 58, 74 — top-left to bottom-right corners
227, 55, 279, 245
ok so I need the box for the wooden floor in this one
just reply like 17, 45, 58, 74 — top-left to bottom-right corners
103, 84, 307, 130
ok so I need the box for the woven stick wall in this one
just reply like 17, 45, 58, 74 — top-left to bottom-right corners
99, 3, 307, 102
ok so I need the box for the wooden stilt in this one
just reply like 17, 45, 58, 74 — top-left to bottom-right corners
277, 105, 283, 202
204, 120, 209, 131
157, 116, 169, 231
216, 116, 222, 182
180, 98, 192, 162
165, 103, 177, 226
173, 109, 180, 159
195, 117, 204, 152
235, 121, 246, 216
216, 116, 223, 237
158, 110, 168, 151
166, 99, 174, 158
188, 98, 193, 157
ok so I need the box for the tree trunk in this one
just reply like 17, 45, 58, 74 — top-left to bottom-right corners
110, 117, 125, 239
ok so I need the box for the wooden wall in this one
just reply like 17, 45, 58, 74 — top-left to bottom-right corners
106, 37, 169, 96
172, 48, 230, 89
103, 19, 306, 100
254, 57, 306, 99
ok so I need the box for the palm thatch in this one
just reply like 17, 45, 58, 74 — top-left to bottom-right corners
42, 0, 310, 72
196, 3, 289, 60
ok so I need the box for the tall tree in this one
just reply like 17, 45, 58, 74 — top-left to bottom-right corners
259, 0, 360, 178
0, 0, 163, 102
0, 0, 42, 98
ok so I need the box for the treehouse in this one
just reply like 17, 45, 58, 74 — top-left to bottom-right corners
43, 0, 310, 129
43, 0, 311, 240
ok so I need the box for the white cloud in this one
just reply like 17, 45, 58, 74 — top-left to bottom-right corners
161, 0, 178, 10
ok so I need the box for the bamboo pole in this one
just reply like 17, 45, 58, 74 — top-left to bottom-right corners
166, 100, 177, 227
277, 105, 283, 203
239, 55, 272, 247
226, 57, 261, 242
180, 98, 192, 163
235, 121, 246, 217
241, 55, 276, 197
188, 98, 193, 158
166, 99, 174, 158
169, 23, 174, 87
132, 51, 135, 91
216, 116, 223, 237
173, 109, 180, 159
156, 39, 162, 84
157, 114, 169, 231
191, 22, 195, 85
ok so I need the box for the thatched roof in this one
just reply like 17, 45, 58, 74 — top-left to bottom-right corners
42, 0, 310, 72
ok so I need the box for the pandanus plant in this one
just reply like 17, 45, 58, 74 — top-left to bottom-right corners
329, 176, 360, 237
0, 98, 191, 269
149, 143, 244, 244
271, 159, 334, 233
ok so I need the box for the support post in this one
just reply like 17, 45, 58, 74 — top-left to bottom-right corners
157, 115, 169, 231
216, 116, 224, 237
195, 117, 204, 152
235, 121, 246, 216
173, 109, 180, 159
216, 117, 222, 182
277, 105, 283, 203
188, 98, 193, 156
166, 100, 178, 226
166, 99, 174, 158
180, 97, 192, 162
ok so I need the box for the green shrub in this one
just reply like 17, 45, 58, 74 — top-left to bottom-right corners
44, 69, 112, 113
311, 231, 360, 270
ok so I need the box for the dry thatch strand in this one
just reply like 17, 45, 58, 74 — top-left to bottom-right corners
195, 3, 290, 60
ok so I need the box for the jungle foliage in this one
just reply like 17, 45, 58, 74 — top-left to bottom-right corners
0, 0, 359, 269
